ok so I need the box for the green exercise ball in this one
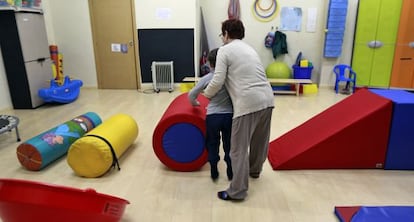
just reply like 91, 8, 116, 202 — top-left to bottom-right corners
265, 62, 292, 79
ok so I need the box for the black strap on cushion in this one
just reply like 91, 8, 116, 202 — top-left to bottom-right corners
85, 134, 120, 171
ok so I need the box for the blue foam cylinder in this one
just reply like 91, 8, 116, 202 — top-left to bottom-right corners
16, 112, 102, 170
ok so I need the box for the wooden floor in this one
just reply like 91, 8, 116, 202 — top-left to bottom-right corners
1, 87, 414, 222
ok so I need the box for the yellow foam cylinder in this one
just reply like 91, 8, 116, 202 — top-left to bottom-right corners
67, 114, 138, 178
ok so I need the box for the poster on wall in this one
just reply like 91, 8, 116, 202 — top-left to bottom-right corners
156, 8, 172, 20
306, 8, 317, 33
280, 7, 302, 32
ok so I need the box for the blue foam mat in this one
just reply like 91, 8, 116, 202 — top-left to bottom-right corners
352, 206, 414, 222
335, 206, 414, 222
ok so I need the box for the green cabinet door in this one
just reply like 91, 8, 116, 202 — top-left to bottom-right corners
352, 0, 380, 86
352, 0, 402, 87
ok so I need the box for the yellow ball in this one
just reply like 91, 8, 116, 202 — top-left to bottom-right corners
266, 62, 292, 79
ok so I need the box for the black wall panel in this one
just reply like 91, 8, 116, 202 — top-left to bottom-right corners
138, 29, 195, 83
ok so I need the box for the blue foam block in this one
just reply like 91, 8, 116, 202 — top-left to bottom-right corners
370, 89, 414, 170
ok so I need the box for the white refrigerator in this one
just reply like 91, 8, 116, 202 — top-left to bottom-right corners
0, 8, 52, 109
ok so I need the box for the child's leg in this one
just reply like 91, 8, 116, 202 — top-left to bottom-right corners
206, 114, 221, 179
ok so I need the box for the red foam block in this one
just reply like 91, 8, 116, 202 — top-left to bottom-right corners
268, 88, 393, 169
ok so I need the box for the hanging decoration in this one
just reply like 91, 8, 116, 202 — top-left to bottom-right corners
252, 0, 278, 22
199, 8, 210, 76
264, 26, 276, 48
228, 0, 241, 20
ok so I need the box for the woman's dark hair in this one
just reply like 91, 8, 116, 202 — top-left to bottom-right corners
221, 19, 245, 40
208, 48, 219, 68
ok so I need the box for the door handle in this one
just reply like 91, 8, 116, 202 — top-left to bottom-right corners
368, 40, 383, 48
368, 41, 377, 48
37, 57, 46, 62
409, 42, 414, 48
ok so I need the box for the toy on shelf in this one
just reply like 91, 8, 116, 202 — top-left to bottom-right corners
38, 45, 83, 104
0, 1, 9, 6
2, 0, 42, 8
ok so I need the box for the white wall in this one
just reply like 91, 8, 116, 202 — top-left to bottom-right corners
135, 0, 196, 29
134, 0, 359, 85
201, 0, 358, 86
0, 0, 359, 110
135, 0, 200, 77
320, 0, 358, 87
44, 0, 97, 88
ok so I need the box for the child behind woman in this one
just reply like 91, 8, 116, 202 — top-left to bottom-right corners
188, 48, 233, 181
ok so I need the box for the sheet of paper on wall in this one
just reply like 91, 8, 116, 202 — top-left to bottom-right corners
156, 8, 172, 20
306, 8, 317, 33
111, 43, 121, 53
280, 7, 302, 32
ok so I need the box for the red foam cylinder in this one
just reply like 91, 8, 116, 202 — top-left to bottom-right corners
152, 92, 209, 171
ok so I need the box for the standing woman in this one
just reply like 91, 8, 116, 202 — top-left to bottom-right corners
204, 19, 274, 201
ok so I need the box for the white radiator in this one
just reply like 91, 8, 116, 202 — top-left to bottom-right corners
151, 61, 174, 93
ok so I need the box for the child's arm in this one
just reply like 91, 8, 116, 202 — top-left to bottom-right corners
188, 76, 209, 106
